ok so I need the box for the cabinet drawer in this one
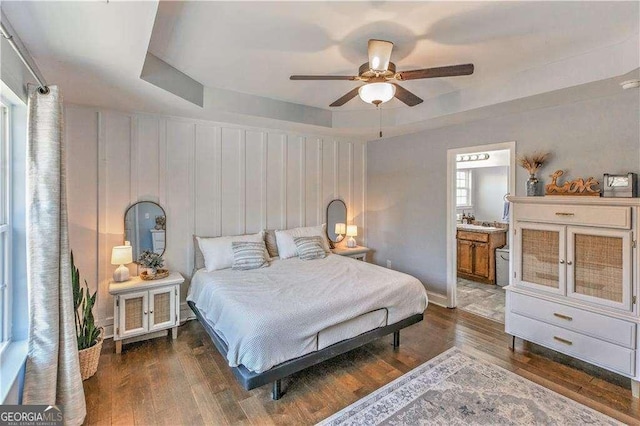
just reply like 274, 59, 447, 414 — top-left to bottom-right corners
457, 231, 489, 242
509, 313, 635, 377
510, 292, 636, 348
513, 203, 631, 229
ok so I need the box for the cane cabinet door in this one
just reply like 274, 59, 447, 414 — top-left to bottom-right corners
515, 223, 566, 295
566, 227, 633, 311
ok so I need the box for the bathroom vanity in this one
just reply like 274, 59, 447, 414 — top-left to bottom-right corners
457, 224, 508, 284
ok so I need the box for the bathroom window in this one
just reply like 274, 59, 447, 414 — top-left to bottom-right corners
456, 169, 473, 207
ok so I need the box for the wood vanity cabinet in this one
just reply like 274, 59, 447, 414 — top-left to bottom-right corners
457, 229, 506, 284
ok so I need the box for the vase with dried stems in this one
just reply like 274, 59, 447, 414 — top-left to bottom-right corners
517, 152, 550, 196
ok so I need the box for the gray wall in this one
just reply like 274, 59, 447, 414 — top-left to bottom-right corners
367, 90, 640, 295
472, 166, 509, 222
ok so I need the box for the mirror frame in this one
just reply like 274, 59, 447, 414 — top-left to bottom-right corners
325, 199, 347, 248
124, 201, 167, 262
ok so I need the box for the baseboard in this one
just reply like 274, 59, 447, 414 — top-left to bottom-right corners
97, 316, 114, 339
426, 291, 449, 308
98, 303, 195, 341
180, 301, 196, 323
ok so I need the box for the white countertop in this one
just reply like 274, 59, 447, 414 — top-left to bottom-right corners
457, 224, 508, 234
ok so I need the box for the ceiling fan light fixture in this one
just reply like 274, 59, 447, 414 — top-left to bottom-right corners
358, 82, 396, 105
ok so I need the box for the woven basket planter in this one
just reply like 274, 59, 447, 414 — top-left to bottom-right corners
78, 330, 103, 381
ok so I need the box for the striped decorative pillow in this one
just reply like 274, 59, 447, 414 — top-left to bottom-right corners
294, 236, 327, 261
231, 241, 269, 270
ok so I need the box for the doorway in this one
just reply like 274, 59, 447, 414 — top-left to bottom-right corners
446, 142, 515, 322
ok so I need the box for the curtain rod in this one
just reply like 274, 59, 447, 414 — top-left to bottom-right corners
0, 18, 49, 94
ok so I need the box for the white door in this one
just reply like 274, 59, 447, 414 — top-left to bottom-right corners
566, 227, 633, 311
514, 222, 567, 296
148, 286, 177, 332
118, 290, 149, 338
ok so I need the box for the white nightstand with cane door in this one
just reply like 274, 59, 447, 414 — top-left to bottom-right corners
108, 272, 184, 354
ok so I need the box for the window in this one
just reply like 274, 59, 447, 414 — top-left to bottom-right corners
456, 169, 472, 207
0, 101, 10, 351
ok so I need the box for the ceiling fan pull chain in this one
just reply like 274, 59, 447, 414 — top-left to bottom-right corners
379, 105, 382, 138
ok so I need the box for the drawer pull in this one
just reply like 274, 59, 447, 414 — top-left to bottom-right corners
555, 212, 575, 216
559, 259, 565, 264
553, 313, 573, 321
567, 261, 573, 266
553, 336, 573, 345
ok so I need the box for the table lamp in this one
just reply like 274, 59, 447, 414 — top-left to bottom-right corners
335, 223, 346, 242
111, 242, 133, 282
346, 225, 358, 248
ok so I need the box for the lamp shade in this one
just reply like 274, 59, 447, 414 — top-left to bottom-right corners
358, 83, 395, 105
335, 223, 346, 235
368, 39, 393, 72
346, 225, 358, 237
111, 245, 133, 265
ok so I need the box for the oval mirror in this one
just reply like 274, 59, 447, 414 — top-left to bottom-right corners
326, 199, 347, 246
124, 201, 166, 262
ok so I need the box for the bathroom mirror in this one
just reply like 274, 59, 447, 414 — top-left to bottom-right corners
124, 201, 166, 262
326, 199, 347, 247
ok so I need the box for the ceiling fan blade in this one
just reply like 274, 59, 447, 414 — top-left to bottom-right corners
392, 84, 423, 107
397, 64, 474, 81
368, 39, 394, 72
329, 87, 361, 107
290, 75, 358, 81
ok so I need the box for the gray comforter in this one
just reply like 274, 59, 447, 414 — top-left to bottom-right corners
187, 254, 428, 373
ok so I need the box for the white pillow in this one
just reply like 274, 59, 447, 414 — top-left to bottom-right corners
197, 232, 266, 272
275, 224, 330, 259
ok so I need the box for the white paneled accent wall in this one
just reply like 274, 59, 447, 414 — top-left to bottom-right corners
65, 105, 367, 336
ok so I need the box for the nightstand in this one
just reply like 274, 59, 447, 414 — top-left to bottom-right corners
332, 246, 371, 261
108, 271, 184, 354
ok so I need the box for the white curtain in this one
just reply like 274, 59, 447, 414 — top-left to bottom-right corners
22, 85, 86, 425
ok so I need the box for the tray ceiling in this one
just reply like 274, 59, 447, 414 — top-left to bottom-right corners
1, 1, 638, 136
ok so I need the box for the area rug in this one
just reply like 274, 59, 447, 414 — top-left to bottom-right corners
318, 348, 619, 425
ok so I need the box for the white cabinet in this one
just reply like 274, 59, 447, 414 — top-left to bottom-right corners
515, 222, 633, 311
150, 229, 165, 254
507, 197, 640, 398
109, 271, 184, 354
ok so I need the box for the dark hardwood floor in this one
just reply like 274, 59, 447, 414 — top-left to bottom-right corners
83, 305, 640, 425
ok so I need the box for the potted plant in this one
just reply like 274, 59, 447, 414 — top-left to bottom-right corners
138, 250, 168, 280
72, 251, 103, 380
517, 152, 550, 196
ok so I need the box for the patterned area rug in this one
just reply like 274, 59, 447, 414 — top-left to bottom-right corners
457, 278, 505, 323
318, 348, 619, 426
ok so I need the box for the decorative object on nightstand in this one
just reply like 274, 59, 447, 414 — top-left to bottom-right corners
111, 242, 133, 282
109, 271, 184, 354
517, 152, 549, 196
332, 246, 371, 261
346, 225, 358, 248
335, 223, 346, 242
137, 250, 169, 280
71, 251, 103, 380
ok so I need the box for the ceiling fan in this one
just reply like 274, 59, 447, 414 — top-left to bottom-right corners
290, 39, 474, 107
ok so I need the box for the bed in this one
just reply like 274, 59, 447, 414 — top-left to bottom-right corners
187, 253, 428, 399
